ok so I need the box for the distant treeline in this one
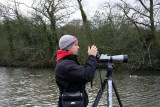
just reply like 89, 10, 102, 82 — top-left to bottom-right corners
0, 0, 160, 70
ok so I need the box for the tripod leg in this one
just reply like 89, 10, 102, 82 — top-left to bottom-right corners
92, 79, 107, 107
108, 79, 112, 107
112, 80, 123, 107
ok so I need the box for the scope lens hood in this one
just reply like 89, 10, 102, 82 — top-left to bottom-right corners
123, 55, 128, 63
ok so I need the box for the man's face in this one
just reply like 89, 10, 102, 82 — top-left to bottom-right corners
68, 42, 79, 55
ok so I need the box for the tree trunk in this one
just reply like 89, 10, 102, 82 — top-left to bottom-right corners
77, 0, 93, 44
4, 17, 14, 60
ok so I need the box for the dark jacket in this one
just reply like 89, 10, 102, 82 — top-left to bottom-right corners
55, 50, 98, 107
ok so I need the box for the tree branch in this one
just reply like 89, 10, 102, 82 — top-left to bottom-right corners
139, 0, 150, 12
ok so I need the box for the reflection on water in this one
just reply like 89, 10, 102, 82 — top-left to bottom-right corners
0, 67, 160, 107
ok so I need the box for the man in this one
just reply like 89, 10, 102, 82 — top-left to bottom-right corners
55, 35, 98, 107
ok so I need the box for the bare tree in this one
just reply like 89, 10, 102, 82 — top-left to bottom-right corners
77, 0, 87, 24
28, 0, 75, 58
118, 0, 160, 40
0, 1, 16, 60
116, 0, 160, 68
76, 0, 93, 44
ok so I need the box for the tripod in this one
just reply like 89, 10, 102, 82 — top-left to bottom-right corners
92, 62, 123, 107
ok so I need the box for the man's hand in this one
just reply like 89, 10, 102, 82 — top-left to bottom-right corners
88, 45, 98, 56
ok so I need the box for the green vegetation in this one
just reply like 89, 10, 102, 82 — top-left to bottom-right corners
0, 0, 159, 70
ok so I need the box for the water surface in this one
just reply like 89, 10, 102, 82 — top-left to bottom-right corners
0, 67, 160, 107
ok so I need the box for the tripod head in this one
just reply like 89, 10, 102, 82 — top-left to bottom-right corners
106, 62, 114, 78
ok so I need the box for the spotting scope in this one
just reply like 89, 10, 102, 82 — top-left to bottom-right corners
96, 53, 128, 63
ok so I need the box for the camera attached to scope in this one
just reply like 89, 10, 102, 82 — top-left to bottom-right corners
96, 53, 128, 63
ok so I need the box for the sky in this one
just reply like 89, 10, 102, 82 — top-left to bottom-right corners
0, 0, 122, 18
70, 0, 128, 19
0, 0, 136, 21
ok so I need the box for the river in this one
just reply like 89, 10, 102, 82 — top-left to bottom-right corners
0, 67, 160, 107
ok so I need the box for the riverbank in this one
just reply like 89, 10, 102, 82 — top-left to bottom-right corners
0, 61, 54, 68
1, 60, 160, 71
